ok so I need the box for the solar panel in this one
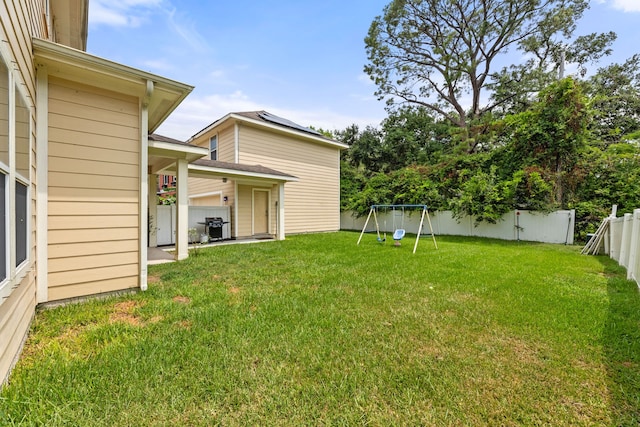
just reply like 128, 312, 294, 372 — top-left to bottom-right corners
258, 111, 323, 136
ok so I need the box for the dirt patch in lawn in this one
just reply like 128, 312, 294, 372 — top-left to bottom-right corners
110, 300, 145, 326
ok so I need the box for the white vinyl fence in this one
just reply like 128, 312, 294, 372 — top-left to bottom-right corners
155, 205, 231, 246
606, 209, 640, 288
342, 209, 575, 245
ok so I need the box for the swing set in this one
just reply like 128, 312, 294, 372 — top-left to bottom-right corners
356, 204, 438, 254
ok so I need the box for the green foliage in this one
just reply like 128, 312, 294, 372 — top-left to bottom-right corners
450, 166, 515, 224
585, 54, 640, 147
349, 0, 639, 238
337, 107, 454, 174
158, 191, 176, 205
510, 168, 555, 212
500, 77, 591, 206
339, 161, 366, 211
570, 142, 640, 239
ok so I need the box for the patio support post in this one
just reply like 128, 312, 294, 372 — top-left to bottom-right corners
277, 182, 285, 240
148, 174, 158, 248
139, 80, 153, 291
175, 158, 189, 260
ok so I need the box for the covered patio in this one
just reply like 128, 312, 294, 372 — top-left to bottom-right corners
147, 134, 297, 261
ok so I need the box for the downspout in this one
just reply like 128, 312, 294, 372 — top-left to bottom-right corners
139, 80, 153, 291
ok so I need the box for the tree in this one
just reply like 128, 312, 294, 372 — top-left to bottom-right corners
584, 54, 640, 147
503, 77, 590, 205
364, 0, 614, 141
380, 106, 453, 168
335, 124, 385, 173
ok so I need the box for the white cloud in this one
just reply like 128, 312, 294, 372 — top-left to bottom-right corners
164, 7, 209, 53
140, 59, 173, 72
154, 91, 263, 140
89, 0, 163, 27
358, 73, 374, 85
89, 0, 209, 52
597, 0, 640, 12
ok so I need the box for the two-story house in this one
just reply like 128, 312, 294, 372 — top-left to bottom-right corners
187, 111, 348, 239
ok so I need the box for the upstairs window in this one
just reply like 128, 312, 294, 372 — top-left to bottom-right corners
210, 135, 218, 161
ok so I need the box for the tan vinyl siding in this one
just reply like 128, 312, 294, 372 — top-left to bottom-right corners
189, 177, 234, 206
0, 272, 35, 384
0, 0, 44, 102
187, 126, 236, 225
218, 126, 235, 162
47, 77, 140, 301
192, 124, 235, 162
238, 125, 341, 233
0, 0, 43, 384
190, 194, 221, 206
25, 0, 48, 39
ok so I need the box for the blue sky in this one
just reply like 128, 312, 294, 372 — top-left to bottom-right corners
87, 0, 640, 141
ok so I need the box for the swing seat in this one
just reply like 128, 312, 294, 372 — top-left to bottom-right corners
393, 229, 405, 240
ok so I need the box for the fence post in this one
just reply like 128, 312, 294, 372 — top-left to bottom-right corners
627, 209, 640, 281
619, 213, 633, 268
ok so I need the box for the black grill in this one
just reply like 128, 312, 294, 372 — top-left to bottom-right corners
205, 217, 227, 240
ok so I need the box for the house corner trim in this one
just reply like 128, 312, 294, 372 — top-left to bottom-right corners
35, 65, 48, 303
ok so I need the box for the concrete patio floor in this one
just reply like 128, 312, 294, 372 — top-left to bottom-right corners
147, 237, 275, 265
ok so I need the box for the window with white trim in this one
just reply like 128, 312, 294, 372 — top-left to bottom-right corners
0, 57, 8, 286
0, 174, 5, 283
15, 85, 29, 268
210, 135, 218, 160
0, 51, 32, 305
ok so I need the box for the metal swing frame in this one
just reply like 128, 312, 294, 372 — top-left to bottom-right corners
356, 204, 438, 254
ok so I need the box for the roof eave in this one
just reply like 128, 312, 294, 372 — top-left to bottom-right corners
148, 139, 208, 163
33, 38, 194, 132
188, 163, 299, 183
190, 113, 349, 150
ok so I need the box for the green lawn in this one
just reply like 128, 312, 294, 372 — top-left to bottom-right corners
2, 232, 639, 426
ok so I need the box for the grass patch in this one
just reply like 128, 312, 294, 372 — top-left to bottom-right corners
1, 232, 639, 425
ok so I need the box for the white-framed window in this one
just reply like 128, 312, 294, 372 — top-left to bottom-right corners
0, 173, 5, 283
210, 135, 218, 160
0, 50, 32, 305
15, 83, 30, 269
0, 55, 8, 286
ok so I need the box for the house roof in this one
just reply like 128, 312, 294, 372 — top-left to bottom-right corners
148, 133, 208, 174
190, 110, 349, 150
149, 133, 194, 147
191, 159, 298, 181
